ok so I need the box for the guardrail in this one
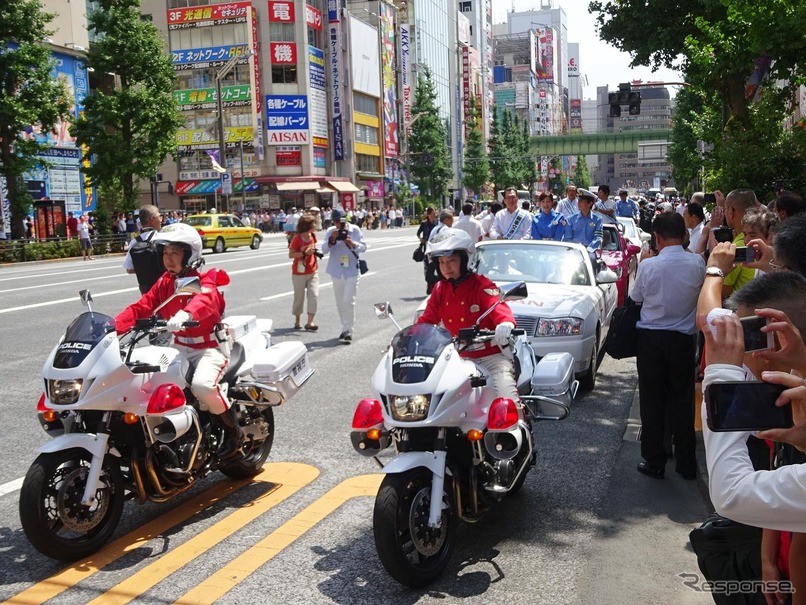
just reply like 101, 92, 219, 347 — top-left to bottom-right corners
0, 234, 129, 264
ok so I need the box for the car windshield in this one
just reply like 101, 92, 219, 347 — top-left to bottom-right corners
617, 218, 638, 239
390, 323, 453, 383
53, 311, 116, 369
185, 216, 212, 227
475, 244, 591, 286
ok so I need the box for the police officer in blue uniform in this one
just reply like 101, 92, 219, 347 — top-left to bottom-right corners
531, 191, 566, 240
563, 188, 603, 253
616, 189, 639, 219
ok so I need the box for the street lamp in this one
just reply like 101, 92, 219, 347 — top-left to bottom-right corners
214, 48, 253, 212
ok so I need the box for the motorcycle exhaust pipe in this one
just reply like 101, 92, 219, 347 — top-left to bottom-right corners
483, 426, 523, 461
149, 407, 195, 444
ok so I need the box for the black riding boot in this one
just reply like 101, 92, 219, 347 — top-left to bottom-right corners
217, 406, 243, 460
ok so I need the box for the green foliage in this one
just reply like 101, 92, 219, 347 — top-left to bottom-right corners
408, 66, 452, 204
489, 106, 534, 193
590, 0, 806, 200
573, 156, 591, 190
461, 96, 489, 196
72, 0, 184, 209
0, 0, 72, 239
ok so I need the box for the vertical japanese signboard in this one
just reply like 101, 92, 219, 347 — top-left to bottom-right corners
328, 0, 344, 160
308, 46, 328, 148
399, 23, 412, 128
379, 2, 398, 157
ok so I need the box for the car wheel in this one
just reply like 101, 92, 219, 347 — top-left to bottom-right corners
578, 332, 599, 392
213, 237, 225, 253
250, 235, 261, 250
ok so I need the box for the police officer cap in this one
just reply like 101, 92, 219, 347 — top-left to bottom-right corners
619, 189, 628, 195
577, 188, 597, 201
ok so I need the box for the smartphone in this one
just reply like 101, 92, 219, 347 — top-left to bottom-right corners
733, 246, 755, 264
712, 226, 734, 243
740, 315, 774, 351
704, 193, 716, 205
706, 381, 792, 432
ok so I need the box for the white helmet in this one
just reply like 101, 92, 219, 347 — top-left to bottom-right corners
426, 227, 475, 260
154, 222, 204, 274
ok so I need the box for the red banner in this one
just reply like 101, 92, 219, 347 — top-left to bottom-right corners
305, 4, 322, 30
168, 2, 250, 25
270, 42, 297, 64
268, 1, 295, 22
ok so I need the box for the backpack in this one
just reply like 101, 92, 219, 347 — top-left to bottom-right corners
129, 230, 164, 294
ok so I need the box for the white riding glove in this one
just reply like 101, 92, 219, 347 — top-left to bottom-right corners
166, 310, 191, 332
494, 322, 515, 347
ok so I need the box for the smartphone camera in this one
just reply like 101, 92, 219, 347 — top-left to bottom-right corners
712, 226, 734, 244
733, 246, 755, 264
706, 381, 792, 432
740, 315, 773, 352
703, 193, 716, 205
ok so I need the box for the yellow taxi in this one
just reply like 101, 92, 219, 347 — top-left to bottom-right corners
184, 214, 263, 253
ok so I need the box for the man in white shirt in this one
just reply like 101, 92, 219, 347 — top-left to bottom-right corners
594, 184, 616, 218
557, 185, 579, 218
630, 212, 706, 480
489, 187, 531, 240
454, 202, 484, 242
478, 202, 502, 239
387, 207, 397, 229
683, 201, 706, 252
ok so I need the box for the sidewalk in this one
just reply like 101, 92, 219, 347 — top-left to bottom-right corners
574, 386, 713, 605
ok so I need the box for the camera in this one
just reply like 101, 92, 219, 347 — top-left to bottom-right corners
313, 249, 324, 259
336, 227, 349, 241
733, 246, 755, 264
712, 225, 734, 244
703, 193, 716, 205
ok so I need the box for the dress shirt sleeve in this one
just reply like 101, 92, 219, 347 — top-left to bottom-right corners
702, 364, 806, 532
322, 227, 336, 254
351, 226, 367, 254
489, 212, 503, 240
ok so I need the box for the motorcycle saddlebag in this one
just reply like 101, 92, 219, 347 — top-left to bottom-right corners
530, 352, 577, 408
251, 341, 313, 404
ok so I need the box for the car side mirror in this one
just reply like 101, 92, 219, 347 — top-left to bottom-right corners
596, 269, 619, 284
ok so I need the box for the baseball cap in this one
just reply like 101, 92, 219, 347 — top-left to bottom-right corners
331, 208, 345, 221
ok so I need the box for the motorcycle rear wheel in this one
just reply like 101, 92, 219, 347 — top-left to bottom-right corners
373, 470, 455, 588
219, 406, 274, 479
19, 447, 124, 561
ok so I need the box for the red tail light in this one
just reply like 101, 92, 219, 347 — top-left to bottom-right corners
488, 398, 519, 430
147, 384, 186, 414
197, 229, 206, 236
352, 398, 383, 429
36, 393, 48, 411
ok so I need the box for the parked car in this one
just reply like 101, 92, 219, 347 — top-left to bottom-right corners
416, 240, 619, 391
601, 224, 641, 306
184, 213, 263, 253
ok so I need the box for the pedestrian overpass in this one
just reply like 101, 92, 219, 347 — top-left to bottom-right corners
531, 130, 672, 156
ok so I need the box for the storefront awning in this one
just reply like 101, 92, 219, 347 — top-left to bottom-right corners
326, 180, 360, 193
275, 181, 322, 191
316, 186, 336, 194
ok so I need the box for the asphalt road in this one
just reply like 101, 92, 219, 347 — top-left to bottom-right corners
0, 228, 711, 604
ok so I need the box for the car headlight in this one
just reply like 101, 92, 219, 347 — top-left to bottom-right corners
536, 318, 583, 336
390, 394, 431, 421
48, 379, 83, 405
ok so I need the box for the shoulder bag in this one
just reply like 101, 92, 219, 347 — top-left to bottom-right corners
603, 296, 642, 359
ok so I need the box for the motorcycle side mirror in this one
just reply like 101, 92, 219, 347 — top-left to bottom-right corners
374, 302, 393, 318
79, 289, 94, 313
174, 276, 202, 296
500, 281, 527, 301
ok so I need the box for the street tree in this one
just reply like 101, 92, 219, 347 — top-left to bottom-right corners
0, 0, 71, 239
461, 96, 489, 197
573, 155, 592, 190
408, 66, 451, 203
72, 0, 184, 214
517, 118, 536, 189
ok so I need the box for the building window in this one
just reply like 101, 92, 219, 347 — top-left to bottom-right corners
356, 153, 380, 173
272, 65, 298, 84
355, 123, 379, 145
353, 92, 378, 117
270, 23, 296, 41
459, 1, 472, 12
307, 28, 320, 48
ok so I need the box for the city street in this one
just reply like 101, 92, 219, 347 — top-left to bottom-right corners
0, 228, 712, 604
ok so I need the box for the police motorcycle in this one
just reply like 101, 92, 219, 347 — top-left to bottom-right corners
350, 283, 576, 587
20, 277, 313, 561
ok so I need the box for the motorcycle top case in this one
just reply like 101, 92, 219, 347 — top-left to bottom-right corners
531, 352, 576, 404
251, 341, 313, 402
223, 315, 258, 341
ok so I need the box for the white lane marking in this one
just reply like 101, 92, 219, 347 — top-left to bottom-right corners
0, 477, 23, 497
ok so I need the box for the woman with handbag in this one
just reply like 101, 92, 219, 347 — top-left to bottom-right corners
288, 215, 320, 331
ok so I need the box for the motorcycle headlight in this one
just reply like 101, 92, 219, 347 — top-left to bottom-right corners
536, 318, 583, 336
48, 379, 84, 405
390, 394, 431, 421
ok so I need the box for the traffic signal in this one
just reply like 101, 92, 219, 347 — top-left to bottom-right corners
608, 92, 621, 117
628, 91, 642, 115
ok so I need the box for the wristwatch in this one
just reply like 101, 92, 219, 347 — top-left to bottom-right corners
705, 267, 725, 278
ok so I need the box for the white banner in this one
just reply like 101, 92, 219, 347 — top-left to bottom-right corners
400, 24, 412, 127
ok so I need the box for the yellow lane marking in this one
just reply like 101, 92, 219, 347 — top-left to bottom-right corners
85, 463, 320, 605
4, 462, 317, 605
173, 473, 383, 605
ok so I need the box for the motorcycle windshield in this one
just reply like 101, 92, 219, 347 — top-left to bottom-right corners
390, 323, 452, 383
53, 312, 117, 369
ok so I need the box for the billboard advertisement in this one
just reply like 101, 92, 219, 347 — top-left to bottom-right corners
399, 24, 412, 127
533, 27, 556, 83
173, 85, 251, 110
328, 18, 345, 160
268, 1, 295, 22
172, 44, 250, 70
379, 2, 398, 157
308, 46, 328, 147
350, 17, 381, 96
270, 42, 297, 64
167, 2, 249, 29
265, 95, 309, 145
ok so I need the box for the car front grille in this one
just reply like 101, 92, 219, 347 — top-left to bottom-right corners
514, 315, 537, 337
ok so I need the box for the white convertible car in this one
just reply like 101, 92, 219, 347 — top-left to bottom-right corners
417, 240, 619, 392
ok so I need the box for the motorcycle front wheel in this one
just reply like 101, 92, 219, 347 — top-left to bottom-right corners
373, 470, 455, 588
19, 447, 124, 561
219, 405, 274, 479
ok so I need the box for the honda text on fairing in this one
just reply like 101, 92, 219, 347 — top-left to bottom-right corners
350, 285, 576, 587
19, 279, 313, 561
